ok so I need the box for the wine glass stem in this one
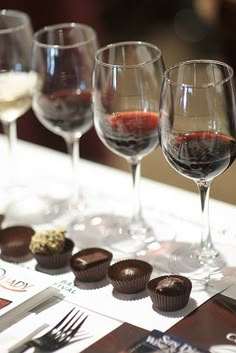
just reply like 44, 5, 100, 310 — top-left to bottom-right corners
2, 120, 17, 184
129, 160, 143, 223
197, 180, 218, 257
65, 137, 84, 214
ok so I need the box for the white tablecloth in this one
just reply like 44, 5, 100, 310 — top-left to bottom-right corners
0, 137, 235, 352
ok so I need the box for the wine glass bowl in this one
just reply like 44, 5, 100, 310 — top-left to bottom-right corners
31, 23, 98, 227
159, 59, 236, 278
32, 24, 96, 141
0, 9, 37, 213
93, 41, 165, 256
0, 10, 36, 123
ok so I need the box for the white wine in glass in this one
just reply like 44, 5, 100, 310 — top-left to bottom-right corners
0, 9, 37, 216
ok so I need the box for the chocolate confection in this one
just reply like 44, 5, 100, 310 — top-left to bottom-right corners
0, 225, 35, 261
155, 276, 186, 295
70, 247, 113, 282
107, 259, 153, 294
29, 228, 74, 269
29, 228, 66, 255
147, 275, 192, 312
72, 250, 110, 269
33, 238, 74, 269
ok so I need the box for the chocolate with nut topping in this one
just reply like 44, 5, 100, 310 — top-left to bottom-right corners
29, 228, 66, 255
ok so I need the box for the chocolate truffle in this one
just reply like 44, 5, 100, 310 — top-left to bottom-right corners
147, 275, 192, 311
70, 247, 113, 282
0, 225, 35, 261
156, 276, 186, 295
29, 228, 66, 255
29, 228, 74, 269
73, 251, 110, 269
107, 259, 153, 294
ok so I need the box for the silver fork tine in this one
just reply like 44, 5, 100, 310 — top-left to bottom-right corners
62, 311, 83, 332
62, 315, 88, 345
70, 315, 88, 336
56, 309, 80, 332
50, 307, 75, 332
10, 308, 88, 352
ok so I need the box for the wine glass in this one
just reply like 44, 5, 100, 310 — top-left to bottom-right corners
93, 41, 165, 256
0, 9, 37, 213
159, 59, 236, 279
31, 23, 98, 227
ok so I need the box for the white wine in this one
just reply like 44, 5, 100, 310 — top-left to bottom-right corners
0, 71, 38, 123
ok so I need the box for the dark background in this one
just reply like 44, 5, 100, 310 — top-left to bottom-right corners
1, 0, 235, 204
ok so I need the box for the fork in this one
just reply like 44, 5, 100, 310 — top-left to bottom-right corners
11, 307, 88, 352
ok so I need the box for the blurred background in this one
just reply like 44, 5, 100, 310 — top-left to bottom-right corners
1, 0, 236, 205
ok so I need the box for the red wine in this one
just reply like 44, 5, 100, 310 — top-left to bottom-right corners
97, 111, 159, 158
163, 132, 236, 180
109, 111, 158, 133
33, 90, 93, 138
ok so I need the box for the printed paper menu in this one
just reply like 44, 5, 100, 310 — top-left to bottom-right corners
0, 259, 57, 332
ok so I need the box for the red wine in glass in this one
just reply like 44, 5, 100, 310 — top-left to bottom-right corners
164, 132, 236, 180
159, 59, 236, 279
93, 41, 165, 257
97, 111, 159, 158
33, 90, 93, 138
31, 23, 98, 228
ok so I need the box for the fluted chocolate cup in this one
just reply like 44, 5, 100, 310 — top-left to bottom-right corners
33, 238, 74, 269
70, 247, 113, 282
0, 225, 35, 261
147, 275, 192, 311
107, 259, 153, 294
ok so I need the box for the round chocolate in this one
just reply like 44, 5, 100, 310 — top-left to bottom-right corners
119, 267, 141, 278
147, 275, 192, 311
33, 238, 74, 269
29, 228, 66, 255
107, 259, 153, 294
0, 225, 35, 259
155, 276, 186, 295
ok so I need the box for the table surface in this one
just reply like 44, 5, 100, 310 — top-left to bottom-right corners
0, 136, 234, 234
0, 137, 235, 353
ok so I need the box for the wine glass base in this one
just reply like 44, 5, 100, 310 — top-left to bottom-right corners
68, 213, 154, 258
2, 180, 72, 227
4, 196, 68, 227
106, 223, 156, 258
89, 215, 169, 260
168, 244, 226, 281
68, 213, 115, 249
106, 217, 176, 260
68, 212, 176, 261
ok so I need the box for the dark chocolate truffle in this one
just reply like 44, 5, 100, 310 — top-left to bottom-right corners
70, 247, 113, 282
0, 225, 35, 261
155, 276, 186, 295
73, 251, 110, 269
107, 259, 153, 294
147, 275, 192, 311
